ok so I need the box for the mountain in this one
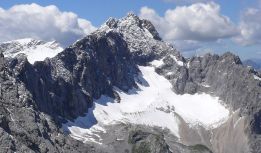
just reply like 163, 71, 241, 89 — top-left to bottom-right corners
0, 38, 63, 64
243, 59, 261, 70
0, 13, 261, 153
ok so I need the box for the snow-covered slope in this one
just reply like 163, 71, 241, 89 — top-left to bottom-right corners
63, 65, 229, 144
0, 38, 63, 64
254, 75, 261, 81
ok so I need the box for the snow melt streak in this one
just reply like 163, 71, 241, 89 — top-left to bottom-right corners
63, 66, 229, 143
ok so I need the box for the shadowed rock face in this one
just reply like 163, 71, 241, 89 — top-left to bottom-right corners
9, 31, 139, 120
0, 30, 140, 152
0, 14, 261, 153
0, 57, 94, 152
0, 52, 4, 70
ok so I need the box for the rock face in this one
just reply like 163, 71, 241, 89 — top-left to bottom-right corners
98, 13, 184, 64
156, 52, 261, 152
0, 55, 95, 152
0, 52, 4, 70
159, 52, 261, 114
0, 23, 142, 152
0, 13, 261, 153
9, 31, 138, 121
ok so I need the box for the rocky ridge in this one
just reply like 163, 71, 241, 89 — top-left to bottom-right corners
0, 13, 260, 153
0, 38, 63, 64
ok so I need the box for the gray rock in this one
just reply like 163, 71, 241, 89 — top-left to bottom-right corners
1, 13, 261, 153
157, 52, 261, 152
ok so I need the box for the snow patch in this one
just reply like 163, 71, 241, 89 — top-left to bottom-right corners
170, 55, 184, 66
254, 75, 261, 81
202, 83, 211, 88
3, 38, 34, 45
63, 66, 229, 144
187, 61, 191, 68
2, 38, 63, 64
166, 72, 174, 76
150, 59, 164, 67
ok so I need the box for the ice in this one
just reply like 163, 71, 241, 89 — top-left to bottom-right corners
254, 75, 261, 81
2, 38, 63, 64
63, 66, 229, 144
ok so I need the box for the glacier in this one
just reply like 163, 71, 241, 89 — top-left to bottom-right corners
63, 65, 229, 144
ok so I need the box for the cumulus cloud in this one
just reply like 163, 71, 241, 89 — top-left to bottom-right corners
173, 40, 202, 51
139, 3, 238, 42
0, 3, 96, 47
163, 0, 211, 4
234, 8, 261, 45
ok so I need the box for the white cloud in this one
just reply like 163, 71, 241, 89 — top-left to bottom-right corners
78, 18, 96, 35
0, 3, 96, 47
139, 3, 238, 42
163, 0, 211, 4
173, 40, 202, 51
234, 8, 261, 45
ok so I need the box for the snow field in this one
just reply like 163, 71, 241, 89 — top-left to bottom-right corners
63, 66, 229, 143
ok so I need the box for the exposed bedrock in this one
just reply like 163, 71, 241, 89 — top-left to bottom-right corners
0, 13, 261, 152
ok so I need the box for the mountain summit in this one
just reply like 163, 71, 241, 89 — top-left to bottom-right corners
0, 14, 261, 153
0, 38, 63, 64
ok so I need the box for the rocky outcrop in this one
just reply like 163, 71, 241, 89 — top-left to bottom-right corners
8, 30, 138, 121
0, 27, 141, 152
1, 13, 261, 153
156, 52, 261, 152
0, 55, 96, 152
98, 13, 184, 64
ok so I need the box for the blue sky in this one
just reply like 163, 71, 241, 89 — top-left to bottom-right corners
0, 0, 261, 60
0, 0, 257, 26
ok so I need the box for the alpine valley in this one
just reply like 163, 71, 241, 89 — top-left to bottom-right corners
0, 13, 261, 153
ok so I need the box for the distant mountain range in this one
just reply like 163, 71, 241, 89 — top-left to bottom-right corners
243, 58, 261, 70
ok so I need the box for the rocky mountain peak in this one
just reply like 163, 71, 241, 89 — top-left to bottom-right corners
123, 12, 141, 24
97, 13, 177, 64
105, 17, 118, 28
102, 13, 161, 41
220, 52, 242, 65
126, 12, 138, 18
1, 38, 45, 48
1, 13, 261, 153
0, 38, 63, 64
104, 12, 141, 29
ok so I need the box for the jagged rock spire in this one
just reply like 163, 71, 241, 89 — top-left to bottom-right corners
105, 17, 118, 28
